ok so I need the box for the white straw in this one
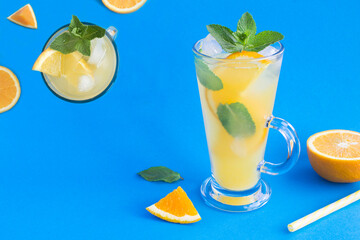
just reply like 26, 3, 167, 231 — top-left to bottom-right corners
288, 190, 360, 232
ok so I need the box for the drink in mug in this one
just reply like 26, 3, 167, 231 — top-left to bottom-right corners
45, 35, 117, 101
33, 16, 118, 102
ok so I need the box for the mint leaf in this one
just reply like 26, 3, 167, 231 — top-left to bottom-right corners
195, 59, 223, 91
217, 103, 256, 138
75, 38, 91, 56
232, 32, 247, 43
138, 166, 182, 183
237, 12, 256, 39
50, 15, 106, 56
206, 24, 241, 53
206, 12, 283, 53
245, 31, 284, 52
50, 32, 80, 54
83, 25, 106, 40
69, 15, 86, 37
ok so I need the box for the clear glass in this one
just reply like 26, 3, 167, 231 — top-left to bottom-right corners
41, 23, 119, 103
193, 40, 300, 212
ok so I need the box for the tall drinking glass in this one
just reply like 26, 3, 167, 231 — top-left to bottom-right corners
193, 40, 300, 212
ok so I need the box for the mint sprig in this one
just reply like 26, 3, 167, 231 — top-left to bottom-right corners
50, 15, 106, 56
207, 12, 283, 53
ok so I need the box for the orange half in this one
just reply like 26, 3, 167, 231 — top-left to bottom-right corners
0, 66, 21, 113
146, 186, 201, 224
8, 4, 37, 29
307, 130, 360, 182
102, 0, 147, 13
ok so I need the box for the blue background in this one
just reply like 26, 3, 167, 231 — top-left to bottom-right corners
1, 0, 360, 239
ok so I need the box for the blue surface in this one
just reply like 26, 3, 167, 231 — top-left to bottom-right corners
1, 0, 360, 239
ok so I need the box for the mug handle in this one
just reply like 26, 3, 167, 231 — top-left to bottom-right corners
259, 116, 300, 175
106, 26, 118, 41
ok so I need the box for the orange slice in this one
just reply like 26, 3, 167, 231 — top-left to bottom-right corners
227, 51, 271, 64
33, 49, 62, 77
7, 4, 37, 29
102, 0, 147, 13
307, 130, 360, 183
0, 66, 21, 113
146, 186, 201, 224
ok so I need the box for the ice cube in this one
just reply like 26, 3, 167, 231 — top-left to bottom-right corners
242, 68, 277, 97
88, 38, 106, 67
78, 75, 95, 92
199, 34, 224, 56
258, 46, 278, 57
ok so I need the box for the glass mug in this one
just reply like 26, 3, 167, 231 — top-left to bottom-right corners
193, 40, 300, 212
41, 24, 119, 103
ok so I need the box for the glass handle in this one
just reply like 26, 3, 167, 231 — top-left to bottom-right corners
106, 26, 118, 40
259, 116, 300, 175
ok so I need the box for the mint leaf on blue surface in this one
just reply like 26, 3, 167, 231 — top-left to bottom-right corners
138, 167, 182, 183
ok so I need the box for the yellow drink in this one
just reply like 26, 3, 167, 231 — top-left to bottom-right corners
44, 36, 117, 101
196, 51, 282, 191
195, 14, 300, 212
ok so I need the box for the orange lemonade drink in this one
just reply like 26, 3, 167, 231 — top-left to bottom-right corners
194, 12, 300, 212
196, 50, 282, 191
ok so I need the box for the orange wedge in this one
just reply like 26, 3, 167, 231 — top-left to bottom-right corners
7, 4, 37, 29
0, 66, 21, 113
102, 0, 147, 13
307, 130, 360, 183
33, 49, 62, 77
32, 48, 92, 77
146, 186, 201, 224
227, 51, 271, 64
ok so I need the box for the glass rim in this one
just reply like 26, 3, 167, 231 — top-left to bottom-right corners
41, 22, 119, 103
192, 39, 284, 62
